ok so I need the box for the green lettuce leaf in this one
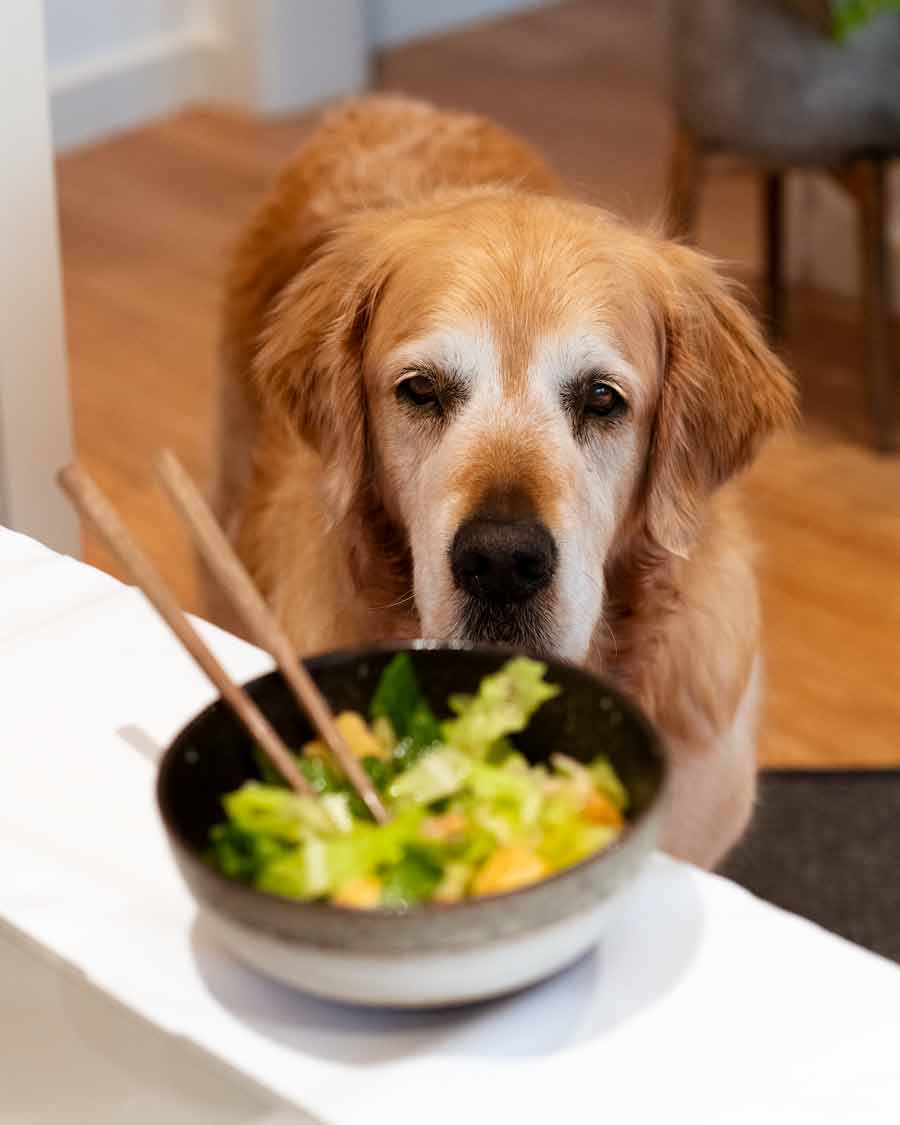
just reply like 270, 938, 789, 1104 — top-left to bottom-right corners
380, 843, 445, 907
224, 781, 334, 841
207, 822, 290, 882
388, 747, 471, 806
441, 657, 560, 757
254, 808, 427, 901
538, 791, 617, 867
370, 653, 441, 754
467, 760, 543, 829
589, 755, 630, 812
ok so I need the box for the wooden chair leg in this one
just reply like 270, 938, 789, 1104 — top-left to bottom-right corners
853, 159, 896, 452
762, 170, 786, 344
667, 124, 705, 241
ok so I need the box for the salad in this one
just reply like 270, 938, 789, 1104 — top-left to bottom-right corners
208, 654, 629, 909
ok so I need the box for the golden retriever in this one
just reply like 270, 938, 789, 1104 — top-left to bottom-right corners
209, 95, 796, 870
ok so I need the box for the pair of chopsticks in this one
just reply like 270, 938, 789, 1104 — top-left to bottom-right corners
58, 453, 389, 824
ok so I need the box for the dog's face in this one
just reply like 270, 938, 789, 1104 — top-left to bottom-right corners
362, 207, 661, 661
257, 192, 794, 661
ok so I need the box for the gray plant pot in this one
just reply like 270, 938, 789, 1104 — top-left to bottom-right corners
669, 0, 900, 162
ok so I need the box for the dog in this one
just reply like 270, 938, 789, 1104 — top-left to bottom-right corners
209, 95, 796, 870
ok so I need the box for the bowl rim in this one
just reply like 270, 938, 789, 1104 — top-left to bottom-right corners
156, 639, 669, 922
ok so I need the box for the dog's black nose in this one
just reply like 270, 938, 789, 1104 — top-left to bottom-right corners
451, 519, 557, 603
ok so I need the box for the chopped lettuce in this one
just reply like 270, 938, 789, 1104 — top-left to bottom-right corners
252, 808, 426, 901
370, 652, 441, 753
589, 754, 630, 812
361, 754, 394, 792
380, 843, 445, 908
255, 849, 313, 899
324, 808, 424, 889
224, 782, 333, 841
433, 861, 472, 903
321, 792, 354, 833
388, 747, 471, 806
207, 822, 289, 882
297, 756, 345, 795
442, 657, 560, 757
444, 820, 496, 868
467, 761, 543, 829
538, 790, 617, 868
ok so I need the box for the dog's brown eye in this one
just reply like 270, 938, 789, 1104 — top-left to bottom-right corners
585, 381, 623, 418
398, 373, 440, 409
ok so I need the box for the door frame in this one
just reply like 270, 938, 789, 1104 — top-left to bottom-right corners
0, 3, 79, 555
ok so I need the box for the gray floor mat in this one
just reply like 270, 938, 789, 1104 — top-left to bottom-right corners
718, 770, 900, 963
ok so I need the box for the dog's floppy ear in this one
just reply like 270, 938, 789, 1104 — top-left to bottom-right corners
645, 241, 797, 557
253, 221, 388, 526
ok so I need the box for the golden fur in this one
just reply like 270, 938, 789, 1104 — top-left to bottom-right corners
209, 96, 796, 869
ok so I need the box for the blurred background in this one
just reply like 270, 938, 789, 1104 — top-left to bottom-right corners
9, 0, 900, 948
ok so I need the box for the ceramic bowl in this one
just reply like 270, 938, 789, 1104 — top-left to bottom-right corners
157, 642, 667, 1009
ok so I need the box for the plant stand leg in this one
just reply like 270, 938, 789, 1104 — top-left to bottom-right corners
667, 125, 705, 241
853, 159, 896, 452
762, 170, 786, 344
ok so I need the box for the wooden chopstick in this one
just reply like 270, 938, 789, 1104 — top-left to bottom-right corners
152, 449, 390, 825
57, 464, 314, 798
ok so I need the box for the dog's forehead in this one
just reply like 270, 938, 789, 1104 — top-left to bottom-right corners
368, 213, 661, 391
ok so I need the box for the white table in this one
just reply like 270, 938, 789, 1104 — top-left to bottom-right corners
2, 526, 899, 1125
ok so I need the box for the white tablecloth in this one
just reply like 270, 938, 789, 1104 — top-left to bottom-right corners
1, 525, 898, 1124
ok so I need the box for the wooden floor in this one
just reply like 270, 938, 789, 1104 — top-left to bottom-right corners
57, 0, 900, 767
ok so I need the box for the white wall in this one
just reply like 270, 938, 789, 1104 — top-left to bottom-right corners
207, 0, 369, 117
44, 0, 547, 152
44, 0, 193, 70
44, 0, 372, 151
45, 0, 213, 151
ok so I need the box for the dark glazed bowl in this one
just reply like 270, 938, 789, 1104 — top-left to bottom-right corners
157, 642, 667, 1007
